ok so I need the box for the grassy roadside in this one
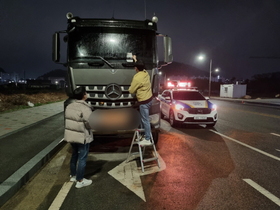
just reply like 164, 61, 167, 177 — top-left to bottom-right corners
0, 89, 68, 113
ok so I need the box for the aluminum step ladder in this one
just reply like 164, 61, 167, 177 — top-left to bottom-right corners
126, 128, 160, 172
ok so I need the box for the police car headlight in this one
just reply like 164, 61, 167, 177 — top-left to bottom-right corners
175, 104, 184, 110
211, 104, 217, 111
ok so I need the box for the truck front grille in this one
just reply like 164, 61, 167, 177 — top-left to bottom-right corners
78, 85, 137, 109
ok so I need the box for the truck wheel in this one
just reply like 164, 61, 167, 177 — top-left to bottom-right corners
160, 111, 165, 119
152, 130, 159, 145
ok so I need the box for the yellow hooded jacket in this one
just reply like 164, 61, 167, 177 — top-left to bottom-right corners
129, 70, 153, 103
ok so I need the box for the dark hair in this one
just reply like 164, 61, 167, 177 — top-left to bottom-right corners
73, 87, 86, 100
134, 60, 145, 71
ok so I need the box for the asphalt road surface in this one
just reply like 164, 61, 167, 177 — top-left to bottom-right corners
1, 100, 280, 210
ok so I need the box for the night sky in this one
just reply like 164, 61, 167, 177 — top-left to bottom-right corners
1, 0, 280, 80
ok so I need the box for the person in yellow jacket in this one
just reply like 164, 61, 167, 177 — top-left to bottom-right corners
129, 58, 153, 145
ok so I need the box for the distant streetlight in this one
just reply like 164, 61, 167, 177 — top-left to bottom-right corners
197, 54, 219, 98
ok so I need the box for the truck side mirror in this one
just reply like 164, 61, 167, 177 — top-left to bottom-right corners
52, 33, 60, 63
164, 36, 173, 64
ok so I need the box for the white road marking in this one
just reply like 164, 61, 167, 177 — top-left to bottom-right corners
271, 133, 280, 138
48, 182, 73, 210
243, 179, 280, 206
210, 130, 280, 162
108, 153, 166, 202
48, 152, 165, 208
270, 133, 280, 152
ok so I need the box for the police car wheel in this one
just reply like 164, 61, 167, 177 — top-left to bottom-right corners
169, 110, 178, 127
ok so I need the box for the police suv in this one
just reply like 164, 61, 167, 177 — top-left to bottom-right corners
159, 88, 218, 127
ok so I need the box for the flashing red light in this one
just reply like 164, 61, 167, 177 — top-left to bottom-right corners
178, 82, 191, 87
167, 82, 175, 87
167, 81, 191, 88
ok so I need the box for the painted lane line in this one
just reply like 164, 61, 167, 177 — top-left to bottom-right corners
243, 179, 280, 207
48, 182, 73, 210
271, 133, 280, 138
210, 130, 280, 162
271, 133, 280, 152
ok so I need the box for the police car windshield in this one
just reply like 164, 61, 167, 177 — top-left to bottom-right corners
173, 91, 205, 100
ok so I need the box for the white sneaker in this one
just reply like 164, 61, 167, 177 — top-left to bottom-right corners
70, 175, 76, 182
139, 139, 152, 146
135, 135, 144, 142
140, 136, 146, 141
75, 178, 92, 189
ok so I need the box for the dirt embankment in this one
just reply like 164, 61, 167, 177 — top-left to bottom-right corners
0, 90, 68, 113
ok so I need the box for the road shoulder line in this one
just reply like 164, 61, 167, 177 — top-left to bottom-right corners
243, 179, 280, 207
48, 182, 73, 210
210, 130, 280, 162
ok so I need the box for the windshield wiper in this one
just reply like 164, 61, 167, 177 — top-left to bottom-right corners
92, 56, 114, 68
72, 56, 115, 68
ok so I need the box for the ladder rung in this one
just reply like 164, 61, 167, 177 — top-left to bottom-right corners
139, 143, 154, 147
142, 157, 158, 163
127, 130, 159, 172
134, 128, 145, 132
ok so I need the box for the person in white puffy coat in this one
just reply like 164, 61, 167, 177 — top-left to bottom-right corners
64, 87, 94, 188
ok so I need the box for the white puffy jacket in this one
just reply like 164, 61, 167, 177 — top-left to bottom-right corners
64, 100, 93, 144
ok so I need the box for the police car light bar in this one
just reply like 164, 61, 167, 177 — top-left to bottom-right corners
167, 81, 191, 88
178, 82, 191, 88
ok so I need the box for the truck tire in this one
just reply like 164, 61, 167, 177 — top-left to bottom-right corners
160, 111, 165, 119
152, 130, 159, 145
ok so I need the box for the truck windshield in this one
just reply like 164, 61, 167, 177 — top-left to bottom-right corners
68, 27, 155, 67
